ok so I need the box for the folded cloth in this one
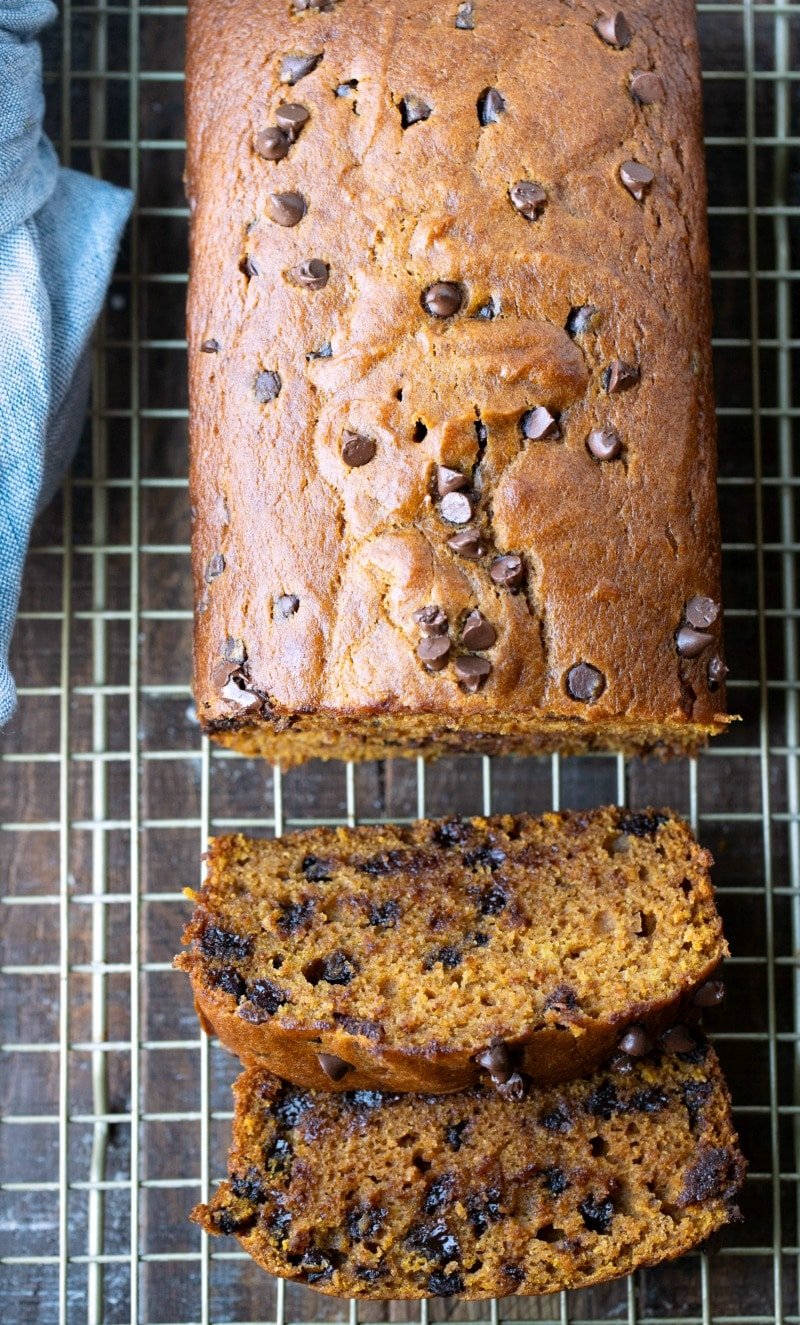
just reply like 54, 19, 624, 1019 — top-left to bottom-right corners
0, 1, 132, 726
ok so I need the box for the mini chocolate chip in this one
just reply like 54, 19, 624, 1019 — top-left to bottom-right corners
496, 1071, 525, 1101
437, 466, 469, 495
317, 1052, 353, 1082
603, 359, 640, 393
630, 69, 665, 104
566, 304, 599, 336
521, 406, 561, 441
476, 1043, 514, 1083
418, 635, 451, 672
566, 662, 606, 702
617, 1025, 653, 1057
290, 258, 329, 289
321, 950, 358, 985
400, 95, 432, 127
274, 593, 300, 619
412, 419, 428, 442
479, 884, 507, 915
276, 103, 310, 139
267, 191, 306, 226
620, 159, 655, 201
205, 553, 225, 583
490, 554, 523, 589
428, 1270, 464, 1297
200, 338, 220, 353
474, 297, 499, 319
509, 180, 547, 220
424, 944, 461, 970
661, 1024, 697, 1054
693, 979, 726, 1008
445, 1120, 468, 1150
255, 126, 290, 161
462, 610, 496, 650
335, 78, 358, 96
422, 282, 463, 318
594, 11, 632, 47
579, 1195, 614, 1235
200, 924, 252, 961
463, 844, 506, 871
676, 625, 714, 658
342, 429, 377, 467
223, 636, 247, 664
220, 676, 260, 708
280, 51, 322, 85
448, 528, 486, 559
414, 605, 449, 636
477, 86, 505, 125
302, 854, 332, 882
610, 1051, 635, 1074
686, 595, 720, 629
369, 899, 401, 927
618, 811, 668, 837
239, 255, 259, 280
543, 1166, 569, 1194
440, 491, 473, 524
239, 978, 288, 1022
587, 427, 622, 461
454, 655, 491, 691
455, 0, 475, 27
708, 653, 729, 688
306, 341, 332, 360
255, 370, 282, 403
541, 1105, 572, 1133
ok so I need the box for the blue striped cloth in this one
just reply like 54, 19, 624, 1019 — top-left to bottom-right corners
0, 1, 132, 726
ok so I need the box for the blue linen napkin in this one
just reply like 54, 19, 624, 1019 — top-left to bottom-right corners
0, 0, 132, 726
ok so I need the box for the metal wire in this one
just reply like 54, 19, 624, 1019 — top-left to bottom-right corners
0, 2, 798, 1322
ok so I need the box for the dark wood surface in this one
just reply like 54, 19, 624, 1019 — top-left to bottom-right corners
0, 6, 797, 1323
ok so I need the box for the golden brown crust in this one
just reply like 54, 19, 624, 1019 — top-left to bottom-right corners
176, 808, 728, 1091
187, 0, 729, 764
192, 1048, 745, 1298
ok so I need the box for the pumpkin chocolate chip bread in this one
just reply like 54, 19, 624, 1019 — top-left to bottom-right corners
176, 808, 727, 1092
188, 0, 730, 765
193, 1044, 745, 1299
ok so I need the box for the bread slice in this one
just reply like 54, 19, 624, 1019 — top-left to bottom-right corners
193, 1044, 744, 1299
176, 808, 726, 1091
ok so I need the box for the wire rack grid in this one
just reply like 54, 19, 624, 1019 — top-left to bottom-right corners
1, 1, 799, 1322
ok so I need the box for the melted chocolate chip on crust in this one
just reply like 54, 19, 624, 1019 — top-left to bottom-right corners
317, 1052, 353, 1082
274, 594, 300, 619
566, 304, 599, 336
440, 490, 473, 524
276, 103, 310, 138
201, 337, 220, 353
413, 605, 449, 635
521, 406, 561, 441
437, 466, 469, 495
617, 1025, 653, 1057
448, 528, 486, 559
455, 0, 475, 27
685, 596, 720, 629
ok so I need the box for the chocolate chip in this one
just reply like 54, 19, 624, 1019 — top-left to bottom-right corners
617, 1025, 653, 1057
544, 984, 579, 1017
267, 191, 306, 226
618, 811, 668, 837
437, 466, 469, 496
417, 635, 451, 672
509, 180, 547, 220
586, 427, 622, 460
661, 1024, 697, 1054
274, 593, 299, 620
541, 1105, 572, 1133
432, 818, 470, 847
465, 1186, 502, 1233
199, 925, 253, 962
440, 491, 473, 524
586, 1081, 619, 1119
428, 1270, 464, 1297
424, 945, 461, 970
445, 1121, 468, 1151
693, 979, 726, 1008
255, 126, 290, 160
321, 950, 358, 985
490, 553, 524, 589
317, 1052, 353, 1082
425, 1175, 455, 1213
620, 160, 655, 201
220, 675, 260, 709
455, 0, 475, 27
413, 605, 449, 635
223, 636, 247, 664
302, 854, 332, 882
278, 898, 316, 934
335, 78, 358, 96
603, 359, 640, 393
579, 1195, 614, 1235
463, 844, 506, 871
708, 653, 729, 689
477, 86, 505, 125
205, 553, 225, 583
495, 1071, 525, 1101
306, 341, 332, 360
342, 429, 376, 467
230, 1166, 268, 1203
280, 52, 322, 85
686, 596, 720, 629
594, 11, 632, 47
239, 978, 288, 1022
543, 1166, 569, 1195
630, 70, 664, 104
565, 304, 599, 336
478, 884, 507, 915
454, 655, 491, 692
400, 94, 432, 127
461, 610, 496, 650
521, 406, 561, 441
239, 255, 259, 280
676, 625, 714, 658
276, 103, 310, 139
474, 297, 499, 319
211, 966, 247, 1000
422, 282, 463, 318
566, 662, 605, 702
290, 258, 329, 288
201, 338, 220, 353
369, 899, 401, 927
476, 1043, 514, 1083
448, 528, 486, 559
412, 419, 428, 442
502, 1264, 525, 1287
255, 370, 282, 403
348, 1202, 387, 1241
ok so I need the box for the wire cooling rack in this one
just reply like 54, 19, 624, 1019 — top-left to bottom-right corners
1, 2, 799, 1322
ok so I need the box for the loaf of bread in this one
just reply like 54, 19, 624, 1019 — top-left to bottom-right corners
187, 0, 730, 765
193, 1044, 744, 1298
176, 808, 727, 1092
